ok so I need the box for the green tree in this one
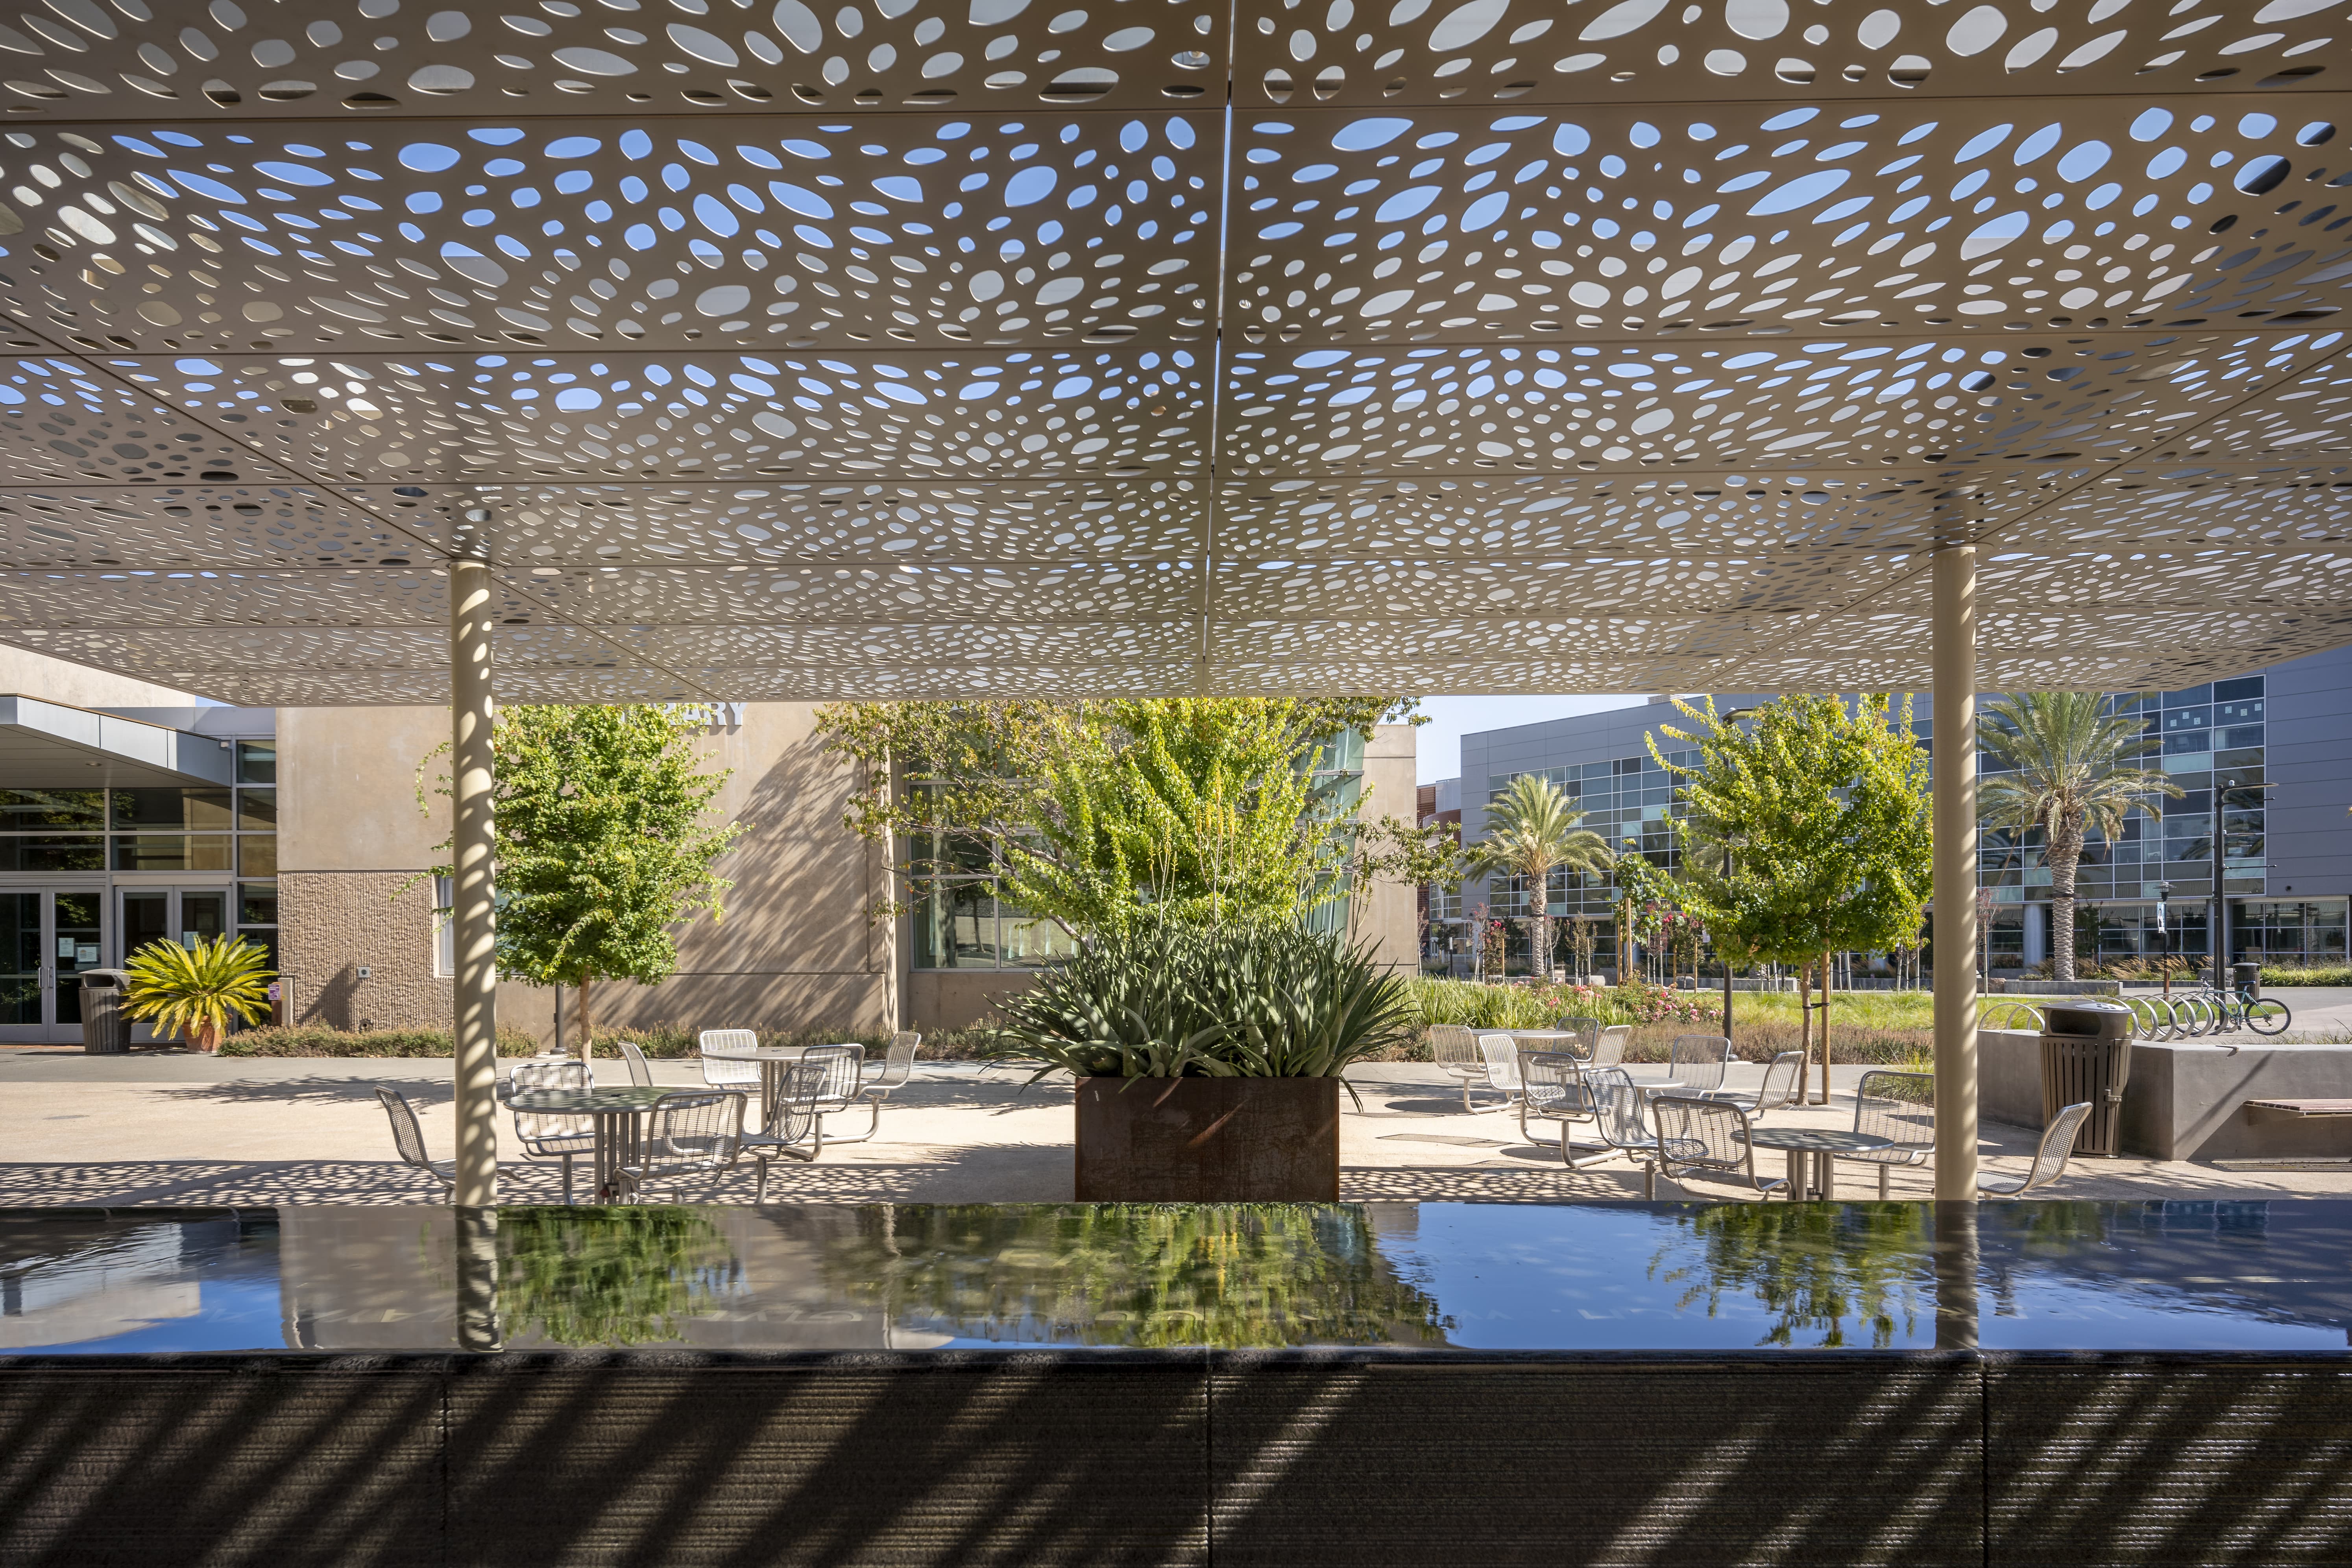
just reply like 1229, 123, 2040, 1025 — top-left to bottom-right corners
1979, 692, 2182, 983
1467, 773, 1611, 981
422, 705, 745, 1057
1609, 836, 1679, 986
815, 697, 1416, 939
1654, 694, 1933, 1100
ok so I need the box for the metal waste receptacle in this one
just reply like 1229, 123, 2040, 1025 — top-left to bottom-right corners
2040, 999, 2135, 1156
79, 969, 130, 1055
2232, 962, 2261, 997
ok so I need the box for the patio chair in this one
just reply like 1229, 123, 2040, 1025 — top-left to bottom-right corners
1848, 1069, 1936, 1200
697, 1029, 762, 1096
1428, 1024, 1486, 1111
739, 1059, 830, 1201
1554, 1016, 1604, 1060
1650, 1095, 1790, 1201
1981, 1103, 2094, 1198
802, 1043, 867, 1136
374, 1087, 454, 1195
1518, 1050, 1591, 1149
1588, 1025, 1630, 1068
613, 1090, 744, 1204
617, 1039, 654, 1087
833, 1031, 922, 1143
1661, 1033, 1733, 1096
1712, 1051, 1805, 1121
1580, 1066, 1666, 1187
506, 1057, 595, 1204
1476, 1033, 1524, 1105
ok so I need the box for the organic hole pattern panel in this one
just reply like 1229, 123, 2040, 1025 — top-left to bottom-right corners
0, 563, 528, 627
612, 617, 1191, 665
0, 0, 1227, 115
346, 477, 1204, 563
114, 346, 1210, 481
1212, 549, 1916, 617
0, 116, 1219, 353
1234, 0, 2349, 109
2191, 352, 2352, 449
513, 556, 1199, 621
0, 353, 300, 482
1220, 330, 2348, 475
1972, 546, 2352, 606
1229, 102, 2352, 342
1211, 469, 2062, 554
0, 482, 424, 566
2012, 462, 2352, 547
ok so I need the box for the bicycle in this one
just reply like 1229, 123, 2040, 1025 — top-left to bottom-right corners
2178, 982, 2291, 1037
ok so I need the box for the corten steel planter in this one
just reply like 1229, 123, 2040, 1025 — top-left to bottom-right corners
1074, 1075, 1341, 1201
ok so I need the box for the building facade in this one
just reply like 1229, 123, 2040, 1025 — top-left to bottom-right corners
1442, 648, 2352, 975
0, 648, 1417, 1042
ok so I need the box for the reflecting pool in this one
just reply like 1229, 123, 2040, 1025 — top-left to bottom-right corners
2, 1200, 2348, 1356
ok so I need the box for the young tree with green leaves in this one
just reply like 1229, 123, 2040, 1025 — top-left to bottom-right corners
815, 697, 1417, 939
1466, 773, 1612, 981
1609, 836, 1679, 986
1653, 694, 1933, 1102
1979, 692, 2182, 983
422, 704, 745, 1058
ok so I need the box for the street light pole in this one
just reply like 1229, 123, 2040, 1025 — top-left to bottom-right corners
2156, 882, 2173, 1000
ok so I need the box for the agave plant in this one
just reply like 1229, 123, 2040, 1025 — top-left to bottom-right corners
122, 935, 273, 1054
990, 917, 1415, 1080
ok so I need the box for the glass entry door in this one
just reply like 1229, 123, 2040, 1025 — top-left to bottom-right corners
0, 890, 105, 1042
119, 887, 234, 1044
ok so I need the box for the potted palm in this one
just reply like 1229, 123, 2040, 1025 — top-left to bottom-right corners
993, 918, 1415, 1200
122, 934, 274, 1054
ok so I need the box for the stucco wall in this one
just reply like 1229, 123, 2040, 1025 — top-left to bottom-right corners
0, 646, 198, 710
274, 702, 898, 1044
1356, 723, 1421, 972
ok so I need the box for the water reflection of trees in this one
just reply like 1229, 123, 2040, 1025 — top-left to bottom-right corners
496, 1208, 740, 1347
1652, 1204, 1934, 1349
822, 1204, 1454, 1349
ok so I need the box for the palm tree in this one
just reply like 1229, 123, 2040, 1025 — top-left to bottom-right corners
1467, 774, 1613, 981
1979, 693, 2182, 983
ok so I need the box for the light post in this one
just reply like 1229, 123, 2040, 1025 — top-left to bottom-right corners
2156, 882, 2173, 999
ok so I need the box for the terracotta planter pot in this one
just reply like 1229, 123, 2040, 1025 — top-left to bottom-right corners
1073, 1076, 1340, 1202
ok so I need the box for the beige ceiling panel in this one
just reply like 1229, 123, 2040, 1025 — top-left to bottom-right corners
0, 481, 423, 567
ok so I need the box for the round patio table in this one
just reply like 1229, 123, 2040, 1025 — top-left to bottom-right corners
1496, 1029, 1589, 1058
506, 1086, 674, 1202
699, 1042, 828, 1130
1740, 1126, 1894, 1201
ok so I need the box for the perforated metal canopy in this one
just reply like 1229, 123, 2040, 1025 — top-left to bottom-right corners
0, 0, 2347, 702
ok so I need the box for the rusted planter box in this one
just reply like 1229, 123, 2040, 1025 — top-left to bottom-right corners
1073, 1076, 1340, 1202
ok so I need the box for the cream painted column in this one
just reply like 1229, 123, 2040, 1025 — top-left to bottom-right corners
450, 559, 500, 1207
1932, 544, 1980, 1201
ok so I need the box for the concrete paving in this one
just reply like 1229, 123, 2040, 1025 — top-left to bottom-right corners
3, 1045, 2348, 1206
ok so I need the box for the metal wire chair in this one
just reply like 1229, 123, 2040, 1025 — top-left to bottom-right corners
617, 1038, 654, 1087
1981, 1102, 2094, 1197
1518, 1049, 1591, 1149
374, 1087, 454, 1195
1580, 1066, 1666, 1190
1849, 1069, 1936, 1199
1588, 1025, 1631, 1067
1428, 1024, 1485, 1110
506, 1058, 594, 1204
613, 1090, 744, 1204
1476, 1033, 1523, 1104
1713, 1051, 1805, 1121
1666, 1033, 1734, 1096
739, 1059, 830, 1202
697, 1028, 761, 1093
802, 1043, 867, 1133
1650, 1096, 1789, 1201
833, 1030, 922, 1143
1554, 1016, 1604, 1060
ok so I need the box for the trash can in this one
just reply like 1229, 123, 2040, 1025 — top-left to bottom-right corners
2039, 999, 2135, 1157
79, 970, 130, 1055
2232, 962, 2261, 997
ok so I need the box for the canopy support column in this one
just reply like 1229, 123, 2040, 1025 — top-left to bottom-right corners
451, 558, 500, 1208
1933, 543, 1980, 1202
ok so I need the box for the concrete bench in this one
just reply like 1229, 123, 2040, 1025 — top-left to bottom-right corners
2245, 1099, 2352, 1118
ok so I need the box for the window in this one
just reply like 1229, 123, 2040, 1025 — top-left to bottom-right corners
238, 881, 279, 972
434, 875, 455, 978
